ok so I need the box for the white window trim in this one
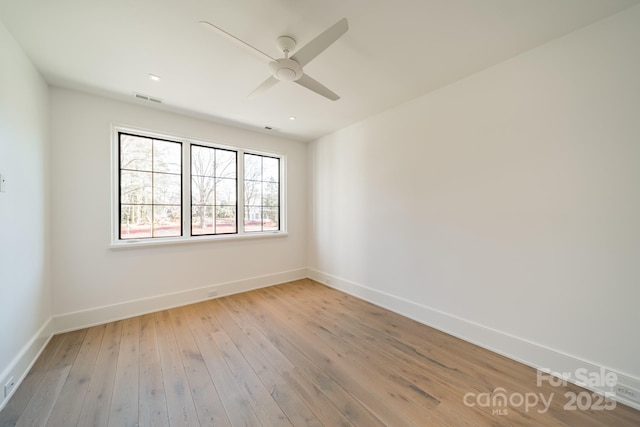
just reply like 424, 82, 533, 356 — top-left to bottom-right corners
110, 124, 287, 248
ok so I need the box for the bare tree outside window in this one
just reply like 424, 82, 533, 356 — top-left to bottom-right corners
244, 154, 280, 232
119, 133, 182, 239
191, 145, 237, 235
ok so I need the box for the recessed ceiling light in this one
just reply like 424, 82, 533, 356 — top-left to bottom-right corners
148, 74, 161, 81
289, 116, 296, 121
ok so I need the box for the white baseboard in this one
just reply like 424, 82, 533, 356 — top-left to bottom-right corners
53, 268, 307, 333
306, 268, 640, 411
0, 318, 54, 412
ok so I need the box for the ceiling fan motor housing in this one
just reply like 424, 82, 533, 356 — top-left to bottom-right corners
269, 58, 303, 81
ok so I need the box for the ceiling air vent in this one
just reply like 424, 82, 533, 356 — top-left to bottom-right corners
134, 92, 163, 103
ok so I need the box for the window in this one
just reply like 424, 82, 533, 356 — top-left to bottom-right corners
113, 127, 285, 246
119, 133, 182, 239
191, 145, 237, 235
244, 154, 280, 232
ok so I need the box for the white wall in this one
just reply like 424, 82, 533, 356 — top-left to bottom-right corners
2, 1, 639, 412
309, 4, 640, 392
0, 20, 52, 406
50, 88, 307, 329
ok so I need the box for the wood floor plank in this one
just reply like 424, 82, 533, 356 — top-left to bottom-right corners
198, 301, 293, 427
2, 279, 640, 426
261, 285, 488, 426
77, 321, 123, 427
273, 283, 501, 416
288, 283, 565, 425
218, 297, 355, 427
14, 330, 85, 427
46, 324, 107, 426
214, 325, 292, 426
302, 280, 547, 397
187, 301, 263, 426
332, 287, 601, 426
285, 282, 570, 427
190, 304, 261, 426
291, 280, 640, 426
168, 306, 230, 426
108, 316, 140, 427
138, 313, 169, 427
229, 291, 394, 427
210, 298, 323, 427
153, 310, 200, 426
291, 284, 538, 426
250, 287, 441, 426
14, 366, 71, 427
0, 335, 64, 427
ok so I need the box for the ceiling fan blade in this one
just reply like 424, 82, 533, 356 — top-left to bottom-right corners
199, 21, 275, 63
295, 74, 340, 101
249, 76, 279, 98
291, 18, 348, 68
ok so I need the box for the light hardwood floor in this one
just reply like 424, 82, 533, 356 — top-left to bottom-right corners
1, 279, 639, 426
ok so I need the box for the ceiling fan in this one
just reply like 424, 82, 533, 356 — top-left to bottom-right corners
200, 18, 348, 101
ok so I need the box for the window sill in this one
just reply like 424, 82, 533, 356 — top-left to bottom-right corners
109, 231, 287, 249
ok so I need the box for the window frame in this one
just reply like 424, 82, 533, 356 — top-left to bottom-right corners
190, 143, 239, 237
118, 132, 184, 240
243, 153, 282, 233
111, 125, 287, 247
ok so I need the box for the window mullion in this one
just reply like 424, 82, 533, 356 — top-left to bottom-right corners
238, 149, 245, 235
151, 140, 155, 237
183, 141, 191, 238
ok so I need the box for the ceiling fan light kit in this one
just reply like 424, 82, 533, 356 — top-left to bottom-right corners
200, 18, 348, 101
269, 58, 303, 82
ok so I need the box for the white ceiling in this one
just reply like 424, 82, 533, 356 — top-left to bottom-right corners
1, 0, 638, 141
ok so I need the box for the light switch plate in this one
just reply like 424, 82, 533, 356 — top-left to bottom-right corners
0, 173, 5, 192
